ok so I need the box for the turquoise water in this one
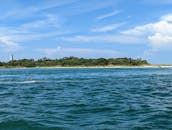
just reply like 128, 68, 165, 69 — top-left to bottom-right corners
0, 68, 172, 130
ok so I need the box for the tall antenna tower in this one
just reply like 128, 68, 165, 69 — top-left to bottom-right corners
10, 54, 14, 61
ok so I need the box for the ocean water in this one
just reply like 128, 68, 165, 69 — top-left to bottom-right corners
0, 68, 172, 130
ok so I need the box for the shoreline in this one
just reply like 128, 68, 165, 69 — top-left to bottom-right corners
1, 65, 172, 69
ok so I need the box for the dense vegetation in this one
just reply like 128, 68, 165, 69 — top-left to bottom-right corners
0, 57, 149, 67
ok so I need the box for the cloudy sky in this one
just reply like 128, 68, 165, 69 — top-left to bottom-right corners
0, 0, 172, 63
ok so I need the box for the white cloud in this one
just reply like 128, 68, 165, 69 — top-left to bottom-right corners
148, 33, 172, 50
121, 13, 172, 51
161, 14, 172, 22
62, 1, 120, 16
0, 0, 77, 20
0, 36, 22, 52
20, 14, 61, 30
61, 35, 141, 44
0, 13, 68, 52
1, 0, 119, 20
39, 46, 120, 58
96, 10, 121, 21
92, 23, 125, 32
60, 13, 172, 53
122, 23, 154, 36
39, 46, 62, 56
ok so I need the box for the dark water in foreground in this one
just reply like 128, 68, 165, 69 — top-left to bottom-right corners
0, 68, 172, 130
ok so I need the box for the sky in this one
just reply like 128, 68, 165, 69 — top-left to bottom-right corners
1, 0, 172, 63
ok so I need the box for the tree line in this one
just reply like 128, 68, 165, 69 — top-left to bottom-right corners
0, 57, 149, 67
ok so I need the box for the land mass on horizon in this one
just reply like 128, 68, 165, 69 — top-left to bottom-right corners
0, 57, 149, 68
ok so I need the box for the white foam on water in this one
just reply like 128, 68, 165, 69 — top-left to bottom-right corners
20, 80, 37, 84
0, 80, 38, 84
0, 75, 17, 77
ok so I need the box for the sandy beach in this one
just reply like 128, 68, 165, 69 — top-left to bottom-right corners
1, 65, 172, 69
36, 65, 172, 69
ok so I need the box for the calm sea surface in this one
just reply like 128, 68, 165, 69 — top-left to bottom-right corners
0, 68, 172, 130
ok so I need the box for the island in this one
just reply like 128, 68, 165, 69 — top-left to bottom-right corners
0, 57, 149, 68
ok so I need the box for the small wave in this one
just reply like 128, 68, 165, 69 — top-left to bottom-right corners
0, 75, 17, 77
0, 80, 39, 85
0, 80, 75, 85
20, 80, 37, 84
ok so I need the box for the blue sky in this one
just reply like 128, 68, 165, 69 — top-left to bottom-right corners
1, 0, 172, 63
